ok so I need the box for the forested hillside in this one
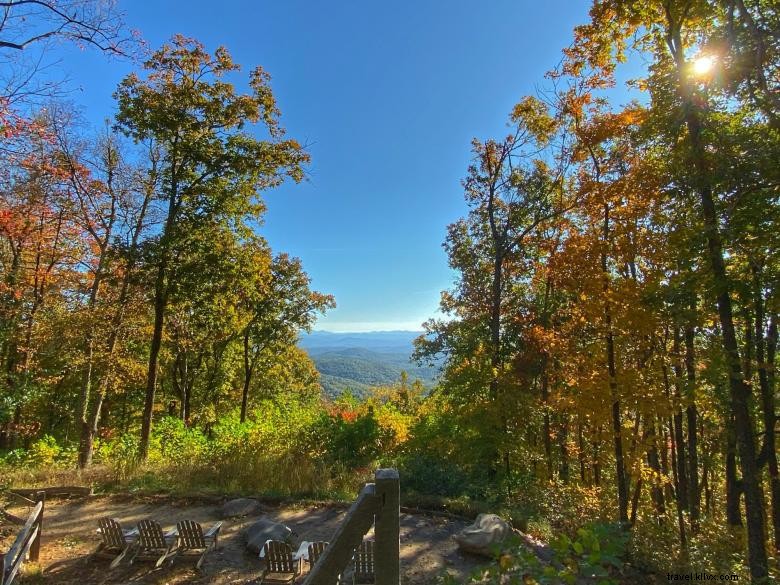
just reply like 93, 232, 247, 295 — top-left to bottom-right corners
1, 2, 779, 584
298, 332, 439, 397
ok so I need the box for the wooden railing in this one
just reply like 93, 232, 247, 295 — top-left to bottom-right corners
304, 468, 400, 585
0, 492, 44, 585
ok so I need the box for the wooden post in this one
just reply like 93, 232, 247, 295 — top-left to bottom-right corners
374, 468, 400, 585
28, 492, 44, 562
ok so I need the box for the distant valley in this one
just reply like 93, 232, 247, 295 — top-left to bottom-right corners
298, 331, 440, 398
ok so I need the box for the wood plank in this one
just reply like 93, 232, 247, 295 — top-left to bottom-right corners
4, 493, 35, 507
4, 501, 43, 566
3, 525, 38, 585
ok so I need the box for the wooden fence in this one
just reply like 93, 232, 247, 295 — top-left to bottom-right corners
303, 468, 400, 585
0, 492, 44, 585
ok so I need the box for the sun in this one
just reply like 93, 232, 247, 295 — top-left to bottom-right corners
693, 55, 715, 76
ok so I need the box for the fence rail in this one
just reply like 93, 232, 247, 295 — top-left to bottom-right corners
0, 493, 44, 585
303, 468, 400, 585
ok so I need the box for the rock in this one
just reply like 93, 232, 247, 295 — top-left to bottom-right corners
244, 518, 298, 554
220, 497, 262, 518
453, 513, 512, 557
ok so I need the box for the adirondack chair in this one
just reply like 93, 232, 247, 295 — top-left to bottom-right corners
130, 519, 179, 567
352, 540, 375, 584
307, 541, 342, 583
306, 541, 329, 569
175, 520, 223, 569
94, 518, 139, 568
259, 540, 302, 584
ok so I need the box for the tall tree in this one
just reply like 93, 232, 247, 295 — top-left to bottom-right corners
240, 252, 334, 422
113, 35, 309, 458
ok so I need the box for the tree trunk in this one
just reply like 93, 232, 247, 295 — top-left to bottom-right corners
672, 330, 689, 512
753, 269, 779, 552
77, 342, 95, 468
647, 417, 666, 519
684, 315, 699, 528
578, 416, 587, 483
559, 416, 569, 482
593, 434, 601, 487
660, 420, 674, 503
669, 415, 687, 549
725, 416, 743, 527
602, 201, 628, 524
79, 181, 151, 468
240, 328, 254, 423
630, 478, 642, 526
541, 369, 553, 480
140, 261, 167, 460
139, 170, 177, 460
76, 144, 117, 469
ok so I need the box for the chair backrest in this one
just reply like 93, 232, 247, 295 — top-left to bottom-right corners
354, 540, 375, 583
177, 520, 205, 549
264, 540, 296, 573
137, 519, 168, 549
308, 541, 329, 566
98, 517, 127, 549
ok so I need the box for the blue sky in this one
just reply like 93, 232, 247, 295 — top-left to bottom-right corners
48, 1, 599, 332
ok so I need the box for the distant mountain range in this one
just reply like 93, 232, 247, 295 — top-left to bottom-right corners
298, 331, 440, 398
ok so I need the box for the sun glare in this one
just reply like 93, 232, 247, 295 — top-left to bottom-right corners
693, 55, 715, 76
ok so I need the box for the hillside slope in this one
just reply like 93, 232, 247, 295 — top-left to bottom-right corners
298, 331, 439, 398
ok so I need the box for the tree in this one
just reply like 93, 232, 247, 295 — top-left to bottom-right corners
113, 35, 309, 459
0, 0, 133, 105
240, 251, 334, 422
0, 116, 83, 447
417, 97, 567, 487
557, 1, 777, 578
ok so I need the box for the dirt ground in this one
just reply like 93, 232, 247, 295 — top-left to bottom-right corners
1, 494, 488, 584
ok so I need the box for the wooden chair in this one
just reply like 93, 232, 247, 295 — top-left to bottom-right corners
130, 519, 179, 567
175, 520, 223, 569
307, 541, 342, 582
259, 540, 302, 584
307, 541, 329, 569
94, 517, 139, 569
352, 540, 375, 584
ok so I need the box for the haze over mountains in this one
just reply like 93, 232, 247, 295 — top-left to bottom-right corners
298, 331, 440, 397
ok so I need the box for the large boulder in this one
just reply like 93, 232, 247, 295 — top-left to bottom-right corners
244, 518, 297, 554
454, 513, 512, 557
220, 497, 262, 518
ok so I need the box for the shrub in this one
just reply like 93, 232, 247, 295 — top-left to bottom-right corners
315, 407, 384, 470
103, 433, 140, 483
450, 521, 628, 585
27, 434, 61, 467
397, 452, 471, 497
152, 416, 207, 468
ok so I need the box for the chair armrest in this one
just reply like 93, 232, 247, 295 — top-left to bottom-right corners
294, 541, 310, 561
204, 521, 223, 538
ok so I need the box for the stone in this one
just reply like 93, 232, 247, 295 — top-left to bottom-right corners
244, 518, 297, 554
453, 513, 512, 557
220, 497, 262, 518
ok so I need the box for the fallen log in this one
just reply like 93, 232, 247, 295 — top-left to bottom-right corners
10, 486, 92, 498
